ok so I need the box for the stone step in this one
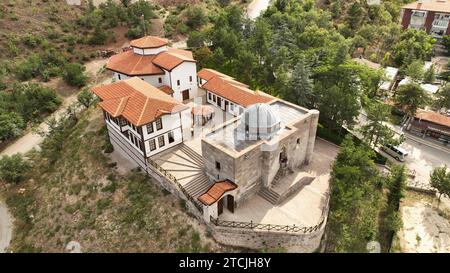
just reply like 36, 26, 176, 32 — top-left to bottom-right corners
258, 187, 280, 205
183, 175, 211, 198
181, 144, 204, 165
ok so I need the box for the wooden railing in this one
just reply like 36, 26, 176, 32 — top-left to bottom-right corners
210, 216, 325, 234
147, 158, 203, 211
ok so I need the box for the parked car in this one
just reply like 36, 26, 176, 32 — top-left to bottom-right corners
381, 144, 409, 162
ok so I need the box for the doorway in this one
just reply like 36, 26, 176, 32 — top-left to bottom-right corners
226, 195, 234, 213
182, 90, 189, 101
218, 198, 224, 215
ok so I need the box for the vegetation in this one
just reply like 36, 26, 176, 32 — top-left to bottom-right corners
395, 82, 429, 118
0, 154, 30, 184
430, 166, 450, 208
360, 101, 397, 147
63, 63, 88, 87
434, 84, 450, 110
325, 136, 405, 252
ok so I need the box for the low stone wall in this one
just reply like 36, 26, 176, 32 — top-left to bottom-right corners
277, 176, 315, 205
207, 222, 326, 252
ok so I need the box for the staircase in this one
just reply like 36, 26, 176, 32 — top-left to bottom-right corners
184, 174, 212, 198
258, 187, 280, 205
180, 144, 204, 166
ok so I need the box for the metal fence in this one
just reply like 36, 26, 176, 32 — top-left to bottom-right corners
147, 158, 203, 211
210, 216, 325, 234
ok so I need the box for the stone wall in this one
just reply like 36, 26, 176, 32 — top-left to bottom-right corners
208, 223, 326, 253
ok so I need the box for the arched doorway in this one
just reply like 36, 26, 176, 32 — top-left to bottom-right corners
217, 195, 235, 215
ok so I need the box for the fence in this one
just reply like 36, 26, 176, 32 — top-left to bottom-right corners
210, 216, 326, 234
147, 158, 203, 212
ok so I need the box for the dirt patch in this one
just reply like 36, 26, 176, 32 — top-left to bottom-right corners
398, 192, 450, 253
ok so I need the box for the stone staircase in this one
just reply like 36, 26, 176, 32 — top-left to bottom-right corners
258, 187, 280, 205
180, 144, 204, 166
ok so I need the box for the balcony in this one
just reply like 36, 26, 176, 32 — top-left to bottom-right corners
432, 19, 449, 29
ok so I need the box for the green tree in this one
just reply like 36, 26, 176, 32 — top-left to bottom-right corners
77, 87, 96, 108
359, 67, 386, 98
424, 64, 436, 84
430, 166, 450, 207
434, 84, 450, 109
443, 35, 450, 55
0, 112, 25, 141
395, 82, 429, 118
405, 60, 424, 82
360, 102, 396, 147
289, 57, 314, 108
392, 29, 435, 66
0, 154, 30, 184
63, 63, 88, 87
185, 6, 208, 30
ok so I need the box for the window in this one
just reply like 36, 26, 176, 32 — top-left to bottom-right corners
213, 95, 216, 102
168, 131, 175, 143
189, 76, 192, 82
149, 139, 156, 151
147, 123, 154, 134
158, 77, 162, 83
177, 80, 180, 86
118, 74, 121, 80
158, 135, 165, 147
137, 126, 142, 135
155, 118, 163, 130
208, 92, 212, 100
119, 118, 127, 127
215, 161, 221, 171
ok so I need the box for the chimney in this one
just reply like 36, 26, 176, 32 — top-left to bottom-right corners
417, 0, 424, 9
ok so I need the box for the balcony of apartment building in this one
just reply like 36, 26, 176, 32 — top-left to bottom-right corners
430, 13, 450, 38
409, 10, 427, 30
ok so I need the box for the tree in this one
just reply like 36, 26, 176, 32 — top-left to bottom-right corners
359, 67, 386, 98
405, 60, 424, 82
0, 154, 30, 184
77, 87, 96, 108
88, 25, 108, 45
392, 29, 435, 66
360, 102, 396, 147
434, 84, 450, 110
120, 0, 131, 7
185, 6, 208, 30
430, 166, 450, 208
0, 112, 25, 142
443, 35, 450, 55
395, 82, 429, 118
289, 57, 314, 108
63, 63, 88, 87
187, 31, 207, 48
424, 64, 436, 84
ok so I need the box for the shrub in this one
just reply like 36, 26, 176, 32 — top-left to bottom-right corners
0, 111, 25, 141
185, 6, 208, 29
63, 63, 88, 87
77, 87, 96, 108
0, 154, 30, 184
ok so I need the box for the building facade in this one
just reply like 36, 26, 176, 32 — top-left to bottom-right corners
407, 110, 450, 145
401, 0, 450, 38
107, 36, 199, 102
92, 77, 191, 167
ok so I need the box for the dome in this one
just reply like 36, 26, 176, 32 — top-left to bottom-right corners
239, 103, 281, 140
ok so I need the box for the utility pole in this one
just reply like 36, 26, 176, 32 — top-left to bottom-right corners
142, 14, 147, 36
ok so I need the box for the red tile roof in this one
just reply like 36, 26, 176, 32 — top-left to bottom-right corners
107, 50, 164, 76
198, 180, 237, 206
130, 36, 168, 49
158, 85, 174, 95
107, 48, 195, 75
403, 1, 450, 13
198, 68, 233, 81
415, 110, 450, 128
152, 48, 195, 71
92, 77, 188, 126
202, 76, 274, 107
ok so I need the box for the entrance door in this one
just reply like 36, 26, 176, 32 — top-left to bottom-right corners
218, 198, 224, 215
226, 195, 234, 213
182, 90, 189, 101
217, 97, 222, 108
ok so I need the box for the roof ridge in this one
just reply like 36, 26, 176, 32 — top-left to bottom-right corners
137, 96, 150, 125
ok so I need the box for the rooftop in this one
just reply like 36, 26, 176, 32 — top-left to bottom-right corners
92, 77, 188, 126
129, 36, 168, 49
403, 0, 450, 13
416, 109, 450, 128
198, 180, 238, 205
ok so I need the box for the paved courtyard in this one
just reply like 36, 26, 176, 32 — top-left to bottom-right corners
219, 138, 339, 227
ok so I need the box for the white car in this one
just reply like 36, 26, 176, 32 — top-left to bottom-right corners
381, 144, 409, 162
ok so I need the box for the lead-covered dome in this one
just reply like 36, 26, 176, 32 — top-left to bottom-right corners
239, 103, 281, 140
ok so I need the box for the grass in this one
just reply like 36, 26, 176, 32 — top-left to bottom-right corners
3, 107, 229, 252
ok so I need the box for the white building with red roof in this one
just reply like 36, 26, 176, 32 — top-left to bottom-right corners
107, 36, 198, 102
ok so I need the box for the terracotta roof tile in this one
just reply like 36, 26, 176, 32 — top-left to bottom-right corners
130, 36, 168, 48
92, 77, 188, 126
198, 180, 237, 206
158, 85, 174, 95
198, 68, 233, 81
403, 1, 450, 13
416, 110, 450, 128
152, 49, 195, 71
201, 76, 274, 107
107, 50, 164, 76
